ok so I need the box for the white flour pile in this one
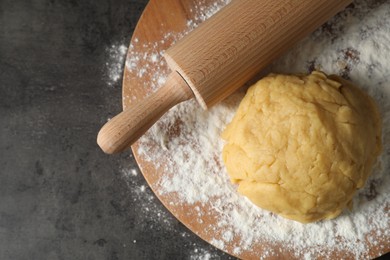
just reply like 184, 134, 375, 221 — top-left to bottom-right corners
124, 0, 390, 259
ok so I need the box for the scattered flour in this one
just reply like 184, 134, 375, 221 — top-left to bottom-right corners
121, 167, 174, 230
106, 44, 128, 86
122, 0, 390, 259
123, 0, 232, 103
190, 247, 221, 260
121, 166, 231, 259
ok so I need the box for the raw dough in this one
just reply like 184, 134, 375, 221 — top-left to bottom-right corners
222, 71, 382, 223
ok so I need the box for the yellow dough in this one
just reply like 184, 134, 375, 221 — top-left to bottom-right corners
222, 71, 382, 223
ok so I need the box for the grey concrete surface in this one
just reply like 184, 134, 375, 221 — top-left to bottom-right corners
0, 0, 235, 259
0, 1, 388, 260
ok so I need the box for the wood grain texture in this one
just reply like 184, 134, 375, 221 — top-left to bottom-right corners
97, 71, 191, 154
123, 0, 388, 259
102, 0, 352, 152
165, 0, 352, 109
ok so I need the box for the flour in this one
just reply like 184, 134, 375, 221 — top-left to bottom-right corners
106, 44, 128, 86
121, 167, 176, 230
124, 0, 390, 259
189, 247, 221, 260
123, 0, 232, 103
122, 164, 227, 258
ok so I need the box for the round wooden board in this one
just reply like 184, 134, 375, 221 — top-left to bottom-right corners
122, 1, 389, 259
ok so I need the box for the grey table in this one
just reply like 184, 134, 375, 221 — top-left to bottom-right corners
0, 0, 234, 259
0, 1, 388, 260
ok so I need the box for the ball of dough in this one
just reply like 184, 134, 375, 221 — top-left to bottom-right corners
222, 71, 382, 223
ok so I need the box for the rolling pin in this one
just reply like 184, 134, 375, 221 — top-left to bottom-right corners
97, 0, 352, 154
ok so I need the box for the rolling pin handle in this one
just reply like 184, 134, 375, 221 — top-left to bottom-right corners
97, 71, 193, 154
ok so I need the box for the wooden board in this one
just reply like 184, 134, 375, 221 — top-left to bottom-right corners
123, 1, 389, 259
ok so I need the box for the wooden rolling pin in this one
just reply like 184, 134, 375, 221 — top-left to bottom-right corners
97, 0, 352, 154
